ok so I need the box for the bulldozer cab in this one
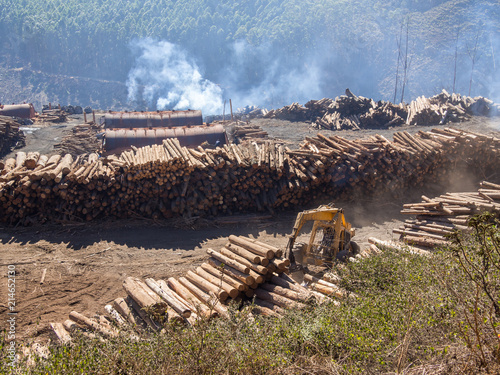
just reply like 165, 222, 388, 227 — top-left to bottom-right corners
285, 205, 355, 266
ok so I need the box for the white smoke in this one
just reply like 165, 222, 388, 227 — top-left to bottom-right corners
126, 39, 223, 115
219, 40, 324, 109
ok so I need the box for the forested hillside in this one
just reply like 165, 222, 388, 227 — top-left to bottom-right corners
0, 0, 498, 113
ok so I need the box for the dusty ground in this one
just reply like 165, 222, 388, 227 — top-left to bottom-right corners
1, 115, 499, 344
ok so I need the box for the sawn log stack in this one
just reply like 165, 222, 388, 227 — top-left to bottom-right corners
0, 127, 499, 225
49, 235, 354, 343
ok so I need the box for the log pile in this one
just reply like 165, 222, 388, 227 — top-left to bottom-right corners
264, 102, 311, 122
225, 121, 268, 143
264, 90, 499, 130
0, 127, 499, 226
430, 90, 500, 117
35, 109, 67, 123
0, 116, 26, 157
54, 123, 102, 156
234, 125, 269, 142
49, 235, 351, 342
396, 180, 500, 249
404, 91, 481, 126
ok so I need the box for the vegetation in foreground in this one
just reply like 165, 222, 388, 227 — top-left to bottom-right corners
1, 213, 500, 374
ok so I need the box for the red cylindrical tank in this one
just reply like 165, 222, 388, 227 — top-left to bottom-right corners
0, 104, 36, 118
103, 110, 203, 129
103, 124, 227, 154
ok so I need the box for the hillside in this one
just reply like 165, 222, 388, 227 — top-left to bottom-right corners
0, 0, 498, 113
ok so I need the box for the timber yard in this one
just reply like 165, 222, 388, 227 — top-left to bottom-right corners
1, 91, 500, 369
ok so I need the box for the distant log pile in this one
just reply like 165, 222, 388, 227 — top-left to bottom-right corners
35, 109, 67, 123
264, 90, 500, 130
54, 123, 101, 156
50, 235, 352, 342
231, 124, 269, 141
223, 121, 269, 143
0, 128, 499, 225
0, 116, 26, 157
264, 102, 311, 122
396, 180, 500, 249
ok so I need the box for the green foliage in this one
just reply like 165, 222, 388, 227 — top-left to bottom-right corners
445, 212, 500, 367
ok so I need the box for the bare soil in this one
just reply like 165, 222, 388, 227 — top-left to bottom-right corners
1, 115, 499, 343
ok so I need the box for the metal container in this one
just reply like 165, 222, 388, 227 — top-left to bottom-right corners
103, 124, 227, 154
0, 104, 36, 118
103, 110, 203, 129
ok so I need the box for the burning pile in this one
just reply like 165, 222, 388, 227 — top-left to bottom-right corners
264, 90, 500, 130
0, 128, 498, 225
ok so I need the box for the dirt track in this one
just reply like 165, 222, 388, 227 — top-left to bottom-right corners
1, 115, 499, 343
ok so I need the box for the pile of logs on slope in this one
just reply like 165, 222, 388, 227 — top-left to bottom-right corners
0, 127, 499, 225
50, 235, 356, 343
0, 115, 26, 157
264, 90, 500, 130
395, 180, 500, 249
35, 109, 68, 123
54, 123, 101, 156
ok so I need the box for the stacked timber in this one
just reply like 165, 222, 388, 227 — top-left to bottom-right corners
50, 235, 352, 343
264, 102, 311, 122
430, 90, 500, 117
230, 124, 269, 142
54, 123, 101, 156
395, 180, 500, 249
0, 116, 26, 157
0, 128, 499, 226
359, 102, 406, 129
35, 109, 67, 123
265, 90, 499, 129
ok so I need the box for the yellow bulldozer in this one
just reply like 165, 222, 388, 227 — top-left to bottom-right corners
284, 204, 359, 268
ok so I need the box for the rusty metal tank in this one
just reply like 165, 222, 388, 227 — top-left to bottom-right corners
103, 110, 203, 129
103, 124, 227, 154
0, 104, 36, 118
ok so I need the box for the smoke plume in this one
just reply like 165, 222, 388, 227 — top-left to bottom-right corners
218, 40, 325, 109
126, 39, 223, 115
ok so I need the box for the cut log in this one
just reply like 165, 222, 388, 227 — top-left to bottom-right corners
208, 258, 255, 285
195, 266, 239, 299
69, 311, 118, 338
167, 277, 214, 318
178, 276, 229, 318
228, 235, 275, 259
113, 297, 137, 326
49, 322, 71, 344
145, 278, 191, 318
207, 248, 250, 274
186, 270, 229, 302
122, 277, 168, 315
253, 288, 306, 309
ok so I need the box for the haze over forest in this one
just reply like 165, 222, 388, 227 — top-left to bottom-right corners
0, 0, 499, 115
